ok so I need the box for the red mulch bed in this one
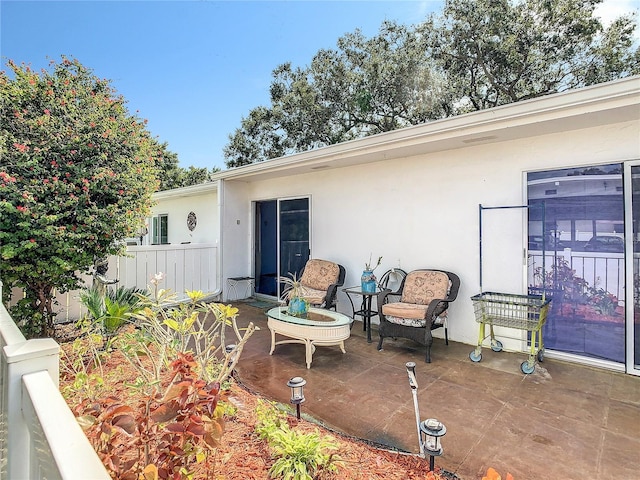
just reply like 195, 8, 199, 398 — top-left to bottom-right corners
57, 324, 453, 480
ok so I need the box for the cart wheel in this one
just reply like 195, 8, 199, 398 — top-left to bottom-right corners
469, 350, 482, 363
491, 340, 503, 352
520, 361, 535, 375
537, 348, 545, 363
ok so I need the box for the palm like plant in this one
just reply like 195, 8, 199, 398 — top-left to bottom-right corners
278, 272, 310, 316
79, 286, 146, 342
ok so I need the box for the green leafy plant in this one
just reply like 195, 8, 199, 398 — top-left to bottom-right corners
255, 399, 289, 441
126, 275, 256, 385
255, 399, 341, 480
587, 286, 620, 316
63, 273, 258, 479
79, 285, 145, 344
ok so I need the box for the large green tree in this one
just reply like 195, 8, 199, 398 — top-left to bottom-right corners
224, 1, 639, 167
224, 21, 449, 167
0, 57, 163, 337
154, 143, 219, 190
428, 0, 640, 110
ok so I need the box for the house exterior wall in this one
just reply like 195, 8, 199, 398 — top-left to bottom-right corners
221, 180, 253, 282
149, 190, 219, 245
221, 118, 639, 350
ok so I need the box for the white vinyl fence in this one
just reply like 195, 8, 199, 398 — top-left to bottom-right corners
53, 243, 220, 323
0, 282, 109, 480
116, 243, 219, 298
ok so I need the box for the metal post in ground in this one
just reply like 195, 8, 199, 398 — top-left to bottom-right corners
405, 361, 425, 458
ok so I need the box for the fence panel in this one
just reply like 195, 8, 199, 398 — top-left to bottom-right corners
0, 298, 109, 479
29, 244, 220, 323
22, 371, 110, 480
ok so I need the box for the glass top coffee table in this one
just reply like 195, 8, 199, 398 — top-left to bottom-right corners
266, 307, 352, 369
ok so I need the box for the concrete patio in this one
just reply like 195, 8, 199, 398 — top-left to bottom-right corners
232, 301, 640, 480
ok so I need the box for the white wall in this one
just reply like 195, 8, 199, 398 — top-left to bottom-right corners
221, 180, 252, 281
222, 119, 639, 349
150, 190, 219, 245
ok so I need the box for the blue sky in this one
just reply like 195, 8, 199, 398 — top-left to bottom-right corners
2, 1, 638, 170
1, 1, 442, 170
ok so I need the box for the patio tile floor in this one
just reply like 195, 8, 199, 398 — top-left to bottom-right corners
233, 302, 640, 480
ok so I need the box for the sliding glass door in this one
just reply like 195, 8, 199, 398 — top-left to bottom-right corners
527, 164, 626, 366
624, 162, 640, 375
254, 197, 310, 299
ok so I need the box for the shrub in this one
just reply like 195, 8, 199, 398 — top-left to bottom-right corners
255, 399, 341, 480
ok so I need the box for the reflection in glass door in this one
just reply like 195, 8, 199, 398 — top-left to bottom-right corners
279, 198, 310, 285
527, 164, 626, 365
624, 163, 640, 375
254, 198, 310, 299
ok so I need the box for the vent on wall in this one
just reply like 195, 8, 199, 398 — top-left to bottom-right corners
545, 189, 557, 195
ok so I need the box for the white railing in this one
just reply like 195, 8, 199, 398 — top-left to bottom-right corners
0, 283, 109, 480
528, 250, 626, 303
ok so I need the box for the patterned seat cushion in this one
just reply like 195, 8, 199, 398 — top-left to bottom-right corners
299, 286, 326, 306
385, 311, 448, 328
382, 301, 428, 321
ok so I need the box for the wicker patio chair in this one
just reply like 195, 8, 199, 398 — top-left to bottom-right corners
376, 269, 460, 362
285, 259, 346, 310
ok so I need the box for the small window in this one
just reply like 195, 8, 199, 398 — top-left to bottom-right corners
152, 214, 169, 244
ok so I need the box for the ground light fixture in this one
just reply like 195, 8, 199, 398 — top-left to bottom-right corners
406, 362, 447, 472
287, 376, 306, 419
225, 344, 238, 369
420, 418, 447, 472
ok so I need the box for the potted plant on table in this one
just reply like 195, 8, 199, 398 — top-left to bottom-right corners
279, 272, 310, 317
361, 255, 382, 293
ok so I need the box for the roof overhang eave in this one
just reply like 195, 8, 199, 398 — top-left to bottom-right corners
216, 76, 640, 183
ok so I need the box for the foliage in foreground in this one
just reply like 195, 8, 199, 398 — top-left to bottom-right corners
482, 467, 514, 480
62, 279, 257, 479
255, 399, 342, 480
79, 285, 146, 343
0, 57, 166, 337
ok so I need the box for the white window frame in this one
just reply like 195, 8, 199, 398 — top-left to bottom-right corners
151, 214, 169, 245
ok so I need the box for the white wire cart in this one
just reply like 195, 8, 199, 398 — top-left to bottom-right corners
470, 291, 552, 374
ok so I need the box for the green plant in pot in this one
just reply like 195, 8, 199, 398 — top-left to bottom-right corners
361, 255, 382, 293
279, 272, 310, 317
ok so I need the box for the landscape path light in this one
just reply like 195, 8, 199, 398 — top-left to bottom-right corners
420, 418, 447, 472
287, 376, 306, 419
225, 344, 238, 370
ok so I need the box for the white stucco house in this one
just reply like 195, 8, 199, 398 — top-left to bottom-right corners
143, 76, 639, 375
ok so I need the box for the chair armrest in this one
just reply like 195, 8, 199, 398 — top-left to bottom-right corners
324, 283, 338, 304
377, 289, 400, 317
425, 298, 448, 324
444, 272, 461, 302
323, 281, 345, 308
